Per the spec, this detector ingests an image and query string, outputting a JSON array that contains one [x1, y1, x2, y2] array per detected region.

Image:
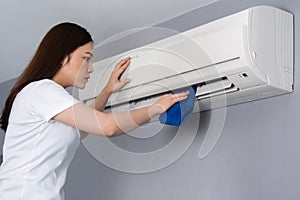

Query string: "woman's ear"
[[60, 55, 70, 67]]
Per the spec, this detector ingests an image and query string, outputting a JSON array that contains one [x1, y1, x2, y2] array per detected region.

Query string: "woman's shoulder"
[[27, 79, 60, 89], [16, 79, 65, 101], [23, 79, 63, 93]]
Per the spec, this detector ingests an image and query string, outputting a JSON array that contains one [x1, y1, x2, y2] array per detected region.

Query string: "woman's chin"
[[74, 82, 86, 89], [78, 85, 86, 89]]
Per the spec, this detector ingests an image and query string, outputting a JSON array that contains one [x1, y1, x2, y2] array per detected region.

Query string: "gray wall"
[[1, 0, 299, 199], [0, 78, 17, 162], [65, 0, 300, 199], [66, 0, 300, 200]]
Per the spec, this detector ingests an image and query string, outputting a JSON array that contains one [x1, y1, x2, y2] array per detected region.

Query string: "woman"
[[0, 22, 189, 199]]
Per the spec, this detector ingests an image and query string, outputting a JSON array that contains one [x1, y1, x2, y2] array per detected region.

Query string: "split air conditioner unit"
[[79, 6, 293, 113]]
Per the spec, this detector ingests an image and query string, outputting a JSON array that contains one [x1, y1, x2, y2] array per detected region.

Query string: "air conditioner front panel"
[[105, 58, 254, 106], [79, 23, 253, 102]]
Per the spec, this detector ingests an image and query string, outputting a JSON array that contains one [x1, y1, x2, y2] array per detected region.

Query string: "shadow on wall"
[[0, 154, 2, 165]]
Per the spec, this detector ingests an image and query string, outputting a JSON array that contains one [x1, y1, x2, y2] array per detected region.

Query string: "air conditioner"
[[79, 5, 293, 114]]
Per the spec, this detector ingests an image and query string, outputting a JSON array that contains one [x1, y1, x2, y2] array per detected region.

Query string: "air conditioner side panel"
[[249, 6, 294, 92]]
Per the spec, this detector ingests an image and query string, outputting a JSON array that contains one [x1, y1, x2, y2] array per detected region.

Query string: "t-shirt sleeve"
[[29, 80, 80, 122]]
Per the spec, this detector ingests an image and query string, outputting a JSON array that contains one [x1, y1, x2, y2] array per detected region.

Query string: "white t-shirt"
[[0, 79, 81, 200]]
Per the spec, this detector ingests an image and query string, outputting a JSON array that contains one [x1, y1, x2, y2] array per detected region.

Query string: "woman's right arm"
[[52, 91, 189, 137]]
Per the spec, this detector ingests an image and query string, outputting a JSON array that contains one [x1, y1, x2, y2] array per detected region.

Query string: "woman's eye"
[[84, 57, 91, 62]]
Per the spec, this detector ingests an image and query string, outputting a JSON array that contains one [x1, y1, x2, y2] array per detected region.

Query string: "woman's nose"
[[88, 63, 94, 73]]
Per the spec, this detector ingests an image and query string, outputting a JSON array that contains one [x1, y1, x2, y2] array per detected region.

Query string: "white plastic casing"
[[79, 6, 293, 112]]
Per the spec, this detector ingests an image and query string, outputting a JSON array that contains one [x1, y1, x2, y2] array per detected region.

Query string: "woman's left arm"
[[79, 88, 112, 139]]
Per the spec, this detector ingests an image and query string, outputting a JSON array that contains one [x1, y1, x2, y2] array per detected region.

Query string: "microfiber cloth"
[[159, 85, 197, 126]]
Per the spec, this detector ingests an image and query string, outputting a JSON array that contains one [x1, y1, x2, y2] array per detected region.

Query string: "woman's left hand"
[[104, 57, 131, 93]]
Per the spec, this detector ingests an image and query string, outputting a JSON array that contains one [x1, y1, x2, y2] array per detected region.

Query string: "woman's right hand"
[[150, 91, 190, 116], [104, 57, 131, 93]]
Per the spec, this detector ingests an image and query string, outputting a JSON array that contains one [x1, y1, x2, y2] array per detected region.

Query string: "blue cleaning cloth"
[[159, 86, 197, 126]]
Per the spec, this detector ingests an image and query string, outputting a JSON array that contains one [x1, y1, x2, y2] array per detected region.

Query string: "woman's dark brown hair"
[[0, 22, 93, 132]]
